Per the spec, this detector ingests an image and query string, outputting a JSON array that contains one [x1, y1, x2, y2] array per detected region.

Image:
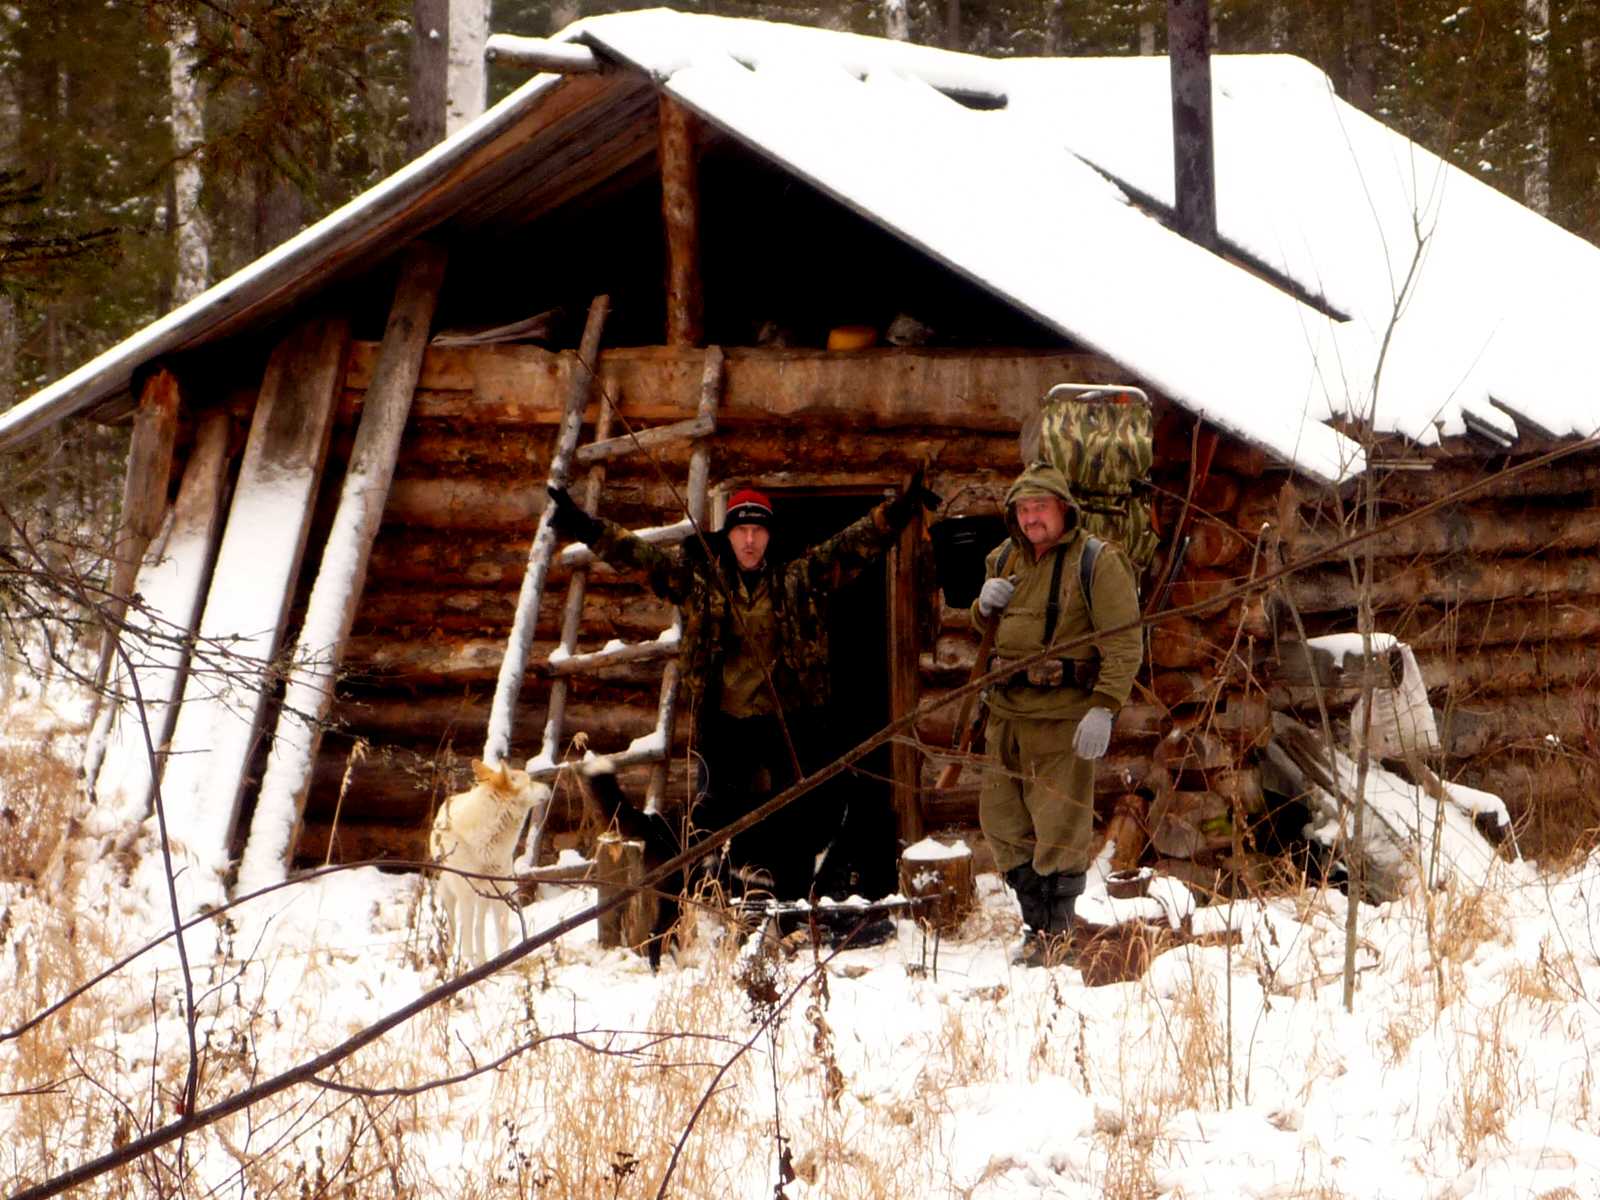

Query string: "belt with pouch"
[[990, 654, 1098, 690]]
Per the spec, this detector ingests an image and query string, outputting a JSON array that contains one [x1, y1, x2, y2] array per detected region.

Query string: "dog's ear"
[[471, 759, 512, 790]]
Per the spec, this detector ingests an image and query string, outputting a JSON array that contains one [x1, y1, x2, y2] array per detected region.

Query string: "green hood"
[[1003, 461, 1079, 551]]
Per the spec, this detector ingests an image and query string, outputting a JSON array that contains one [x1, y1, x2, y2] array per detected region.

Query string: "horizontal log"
[[341, 635, 674, 688], [331, 693, 668, 750], [1392, 599, 1600, 651], [354, 589, 677, 639], [1296, 503, 1600, 561], [303, 746, 691, 830], [1435, 691, 1600, 761], [1415, 641, 1600, 697], [1447, 755, 1596, 812], [347, 343, 1132, 431], [297, 821, 428, 867], [1284, 553, 1600, 614], [1324, 455, 1600, 508]]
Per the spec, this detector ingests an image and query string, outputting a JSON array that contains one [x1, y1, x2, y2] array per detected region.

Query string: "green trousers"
[[979, 713, 1095, 877]]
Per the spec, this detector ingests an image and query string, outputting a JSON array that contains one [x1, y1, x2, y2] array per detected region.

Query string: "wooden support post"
[[660, 95, 703, 348], [157, 316, 349, 894], [647, 347, 722, 809], [88, 408, 231, 829], [484, 295, 609, 768], [238, 243, 446, 889], [898, 840, 974, 932], [89, 369, 181, 700], [593, 834, 657, 953], [889, 515, 925, 844]]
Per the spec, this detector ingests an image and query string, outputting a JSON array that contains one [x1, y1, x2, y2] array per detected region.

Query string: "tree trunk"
[[409, 0, 449, 158], [446, 0, 488, 135], [167, 14, 210, 305], [1524, 0, 1552, 215], [1345, 0, 1376, 110], [883, 0, 910, 42]]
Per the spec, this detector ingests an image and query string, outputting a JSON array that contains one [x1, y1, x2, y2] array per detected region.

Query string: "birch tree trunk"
[[884, 0, 909, 42], [409, 0, 448, 158], [167, 15, 210, 305], [549, 0, 581, 34], [445, 0, 487, 135], [1524, 0, 1552, 215]]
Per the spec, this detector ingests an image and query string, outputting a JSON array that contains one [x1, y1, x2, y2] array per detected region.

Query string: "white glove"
[[1072, 707, 1113, 760], [977, 576, 1015, 618]]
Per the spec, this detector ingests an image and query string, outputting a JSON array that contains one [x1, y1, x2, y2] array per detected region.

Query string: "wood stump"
[[898, 839, 975, 932], [593, 834, 658, 955]]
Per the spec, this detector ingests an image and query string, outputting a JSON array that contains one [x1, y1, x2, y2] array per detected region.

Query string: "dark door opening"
[[771, 488, 899, 899]]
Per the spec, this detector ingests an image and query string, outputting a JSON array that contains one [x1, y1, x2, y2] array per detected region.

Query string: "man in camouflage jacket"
[[972, 461, 1142, 966], [547, 478, 927, 899]]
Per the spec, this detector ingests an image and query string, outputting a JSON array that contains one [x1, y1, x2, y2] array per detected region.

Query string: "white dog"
[[429, 758, 552, 966]]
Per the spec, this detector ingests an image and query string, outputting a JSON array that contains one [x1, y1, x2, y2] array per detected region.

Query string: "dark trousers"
[[692, 709, 844, 900]]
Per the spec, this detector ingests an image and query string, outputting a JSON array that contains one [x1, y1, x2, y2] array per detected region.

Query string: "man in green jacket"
[[972, 461, 1142, 966], [547, 476, 929, 900]]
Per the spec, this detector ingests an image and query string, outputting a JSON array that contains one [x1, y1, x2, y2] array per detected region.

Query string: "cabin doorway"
[[763, 486, 901, 899]]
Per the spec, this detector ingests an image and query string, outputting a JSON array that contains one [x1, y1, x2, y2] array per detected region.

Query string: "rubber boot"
[[1004, 863, 1050, 966], [1035, 871, 1086, 967]]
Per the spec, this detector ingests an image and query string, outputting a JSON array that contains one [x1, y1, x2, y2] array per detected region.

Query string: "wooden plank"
[[660, 95, 703, 347], [156, 316, 350, 892], [88, 409, 232, 831], [889, 516, 925, 844], [240, 243, 446, 892], [484, 295, 609, 767]]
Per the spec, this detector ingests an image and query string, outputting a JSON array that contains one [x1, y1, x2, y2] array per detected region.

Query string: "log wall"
[[271, 339, 1600, 868], [303, 342, 1135, 864], [1274, 441, 1600, 850]]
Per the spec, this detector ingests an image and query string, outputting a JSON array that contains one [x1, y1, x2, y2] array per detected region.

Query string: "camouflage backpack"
[[1027, 383, 1158, 570]]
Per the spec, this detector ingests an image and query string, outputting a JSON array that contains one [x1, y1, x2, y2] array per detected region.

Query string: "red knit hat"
[[725, 487, 774, 530]]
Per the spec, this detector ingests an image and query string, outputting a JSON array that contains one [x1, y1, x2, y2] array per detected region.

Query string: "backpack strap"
[[1078, 536, 1104, 632], [1042, 549, 1068, 646]]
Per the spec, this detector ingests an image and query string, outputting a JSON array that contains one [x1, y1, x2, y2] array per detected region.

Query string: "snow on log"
[[88, 410, 231, 834], [239, 244, 445, 893], [155, 318, 348, 894]]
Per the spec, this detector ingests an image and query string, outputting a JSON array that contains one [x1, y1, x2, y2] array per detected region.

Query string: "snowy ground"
[[6, 684, 1600, 1198]]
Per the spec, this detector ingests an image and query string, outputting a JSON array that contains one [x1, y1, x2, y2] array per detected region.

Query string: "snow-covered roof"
[[7, 8, 1599, 483]]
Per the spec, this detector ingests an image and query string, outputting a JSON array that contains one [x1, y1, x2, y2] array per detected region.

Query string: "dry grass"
[[0, 738, 78, 883]]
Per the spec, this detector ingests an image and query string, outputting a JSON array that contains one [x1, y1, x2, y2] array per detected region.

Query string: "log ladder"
[[482, 296, 723, 873]]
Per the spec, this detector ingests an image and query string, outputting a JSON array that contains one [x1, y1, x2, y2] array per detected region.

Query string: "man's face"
[[1015, 495, 1069, 552], [729, 522, 770, 570]]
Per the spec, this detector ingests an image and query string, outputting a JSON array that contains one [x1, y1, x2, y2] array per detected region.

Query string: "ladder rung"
[[558, 518, 695, 567], [574, 413, 716, 465], [546, 633, 680, 676]]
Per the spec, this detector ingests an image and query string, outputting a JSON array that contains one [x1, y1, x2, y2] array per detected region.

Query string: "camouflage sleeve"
[[788, 503, 900, 597], [1087, 545, 1143, 711], [590, 518, 697, 605]]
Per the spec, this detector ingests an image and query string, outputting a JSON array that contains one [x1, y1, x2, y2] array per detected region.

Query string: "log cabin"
[[4, 9, 1600, 900]]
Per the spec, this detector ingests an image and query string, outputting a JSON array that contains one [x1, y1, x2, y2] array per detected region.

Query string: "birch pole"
[[167, 14, 210, 304], [1524, 0, 1552, 216], [445, 0, 488, 135], [483, 295, 609, 768]]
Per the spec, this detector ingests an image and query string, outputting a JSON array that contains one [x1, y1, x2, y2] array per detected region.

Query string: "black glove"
[[546, 486, 602, 544], [883, 464, 941, 530]]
